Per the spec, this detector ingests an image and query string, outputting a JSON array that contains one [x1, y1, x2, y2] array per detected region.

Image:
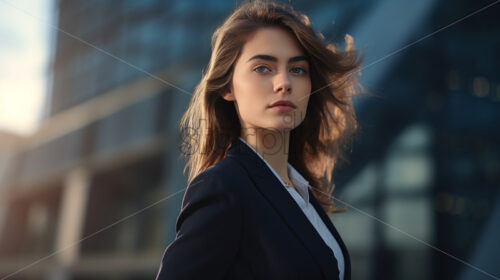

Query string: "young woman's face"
[[223, 27, 311, 134]]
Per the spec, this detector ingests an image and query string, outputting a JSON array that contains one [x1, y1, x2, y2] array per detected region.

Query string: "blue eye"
[[254, 66, 271, 73], [290, 67, 307, 74]]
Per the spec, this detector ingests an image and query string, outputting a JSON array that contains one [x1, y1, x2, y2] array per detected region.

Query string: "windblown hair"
[[179, 0, 363, 214]]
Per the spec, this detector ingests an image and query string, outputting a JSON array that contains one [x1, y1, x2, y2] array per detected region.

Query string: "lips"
[[269, 100, 296, 108]]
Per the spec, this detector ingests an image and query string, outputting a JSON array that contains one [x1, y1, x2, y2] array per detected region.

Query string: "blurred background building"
[[0, 0, 498, 279]]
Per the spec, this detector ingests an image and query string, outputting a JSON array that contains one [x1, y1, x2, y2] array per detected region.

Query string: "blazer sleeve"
[[155, 168, 243, 280]]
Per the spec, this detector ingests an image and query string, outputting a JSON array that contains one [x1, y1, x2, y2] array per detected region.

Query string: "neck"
[[241, 128, 291, 183]]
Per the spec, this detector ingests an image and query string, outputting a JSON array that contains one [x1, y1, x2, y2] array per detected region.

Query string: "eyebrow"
[[246, 54, 309, 64]]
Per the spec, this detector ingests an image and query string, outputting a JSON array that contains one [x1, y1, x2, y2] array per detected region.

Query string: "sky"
[[0, 0, 53, 136]]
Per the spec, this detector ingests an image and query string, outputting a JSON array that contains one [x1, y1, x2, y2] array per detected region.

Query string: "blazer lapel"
[[308, 189, 351, 280], [226, 138, 340, 280]]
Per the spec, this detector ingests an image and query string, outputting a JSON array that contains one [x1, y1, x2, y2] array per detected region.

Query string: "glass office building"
[[0, 0, 498, 279]]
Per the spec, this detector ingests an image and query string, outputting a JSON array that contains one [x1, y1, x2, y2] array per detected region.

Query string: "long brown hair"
[[179, 0, 363, 214]]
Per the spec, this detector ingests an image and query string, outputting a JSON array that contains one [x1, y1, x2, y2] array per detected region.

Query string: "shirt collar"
[[238, 137, 312, 204]]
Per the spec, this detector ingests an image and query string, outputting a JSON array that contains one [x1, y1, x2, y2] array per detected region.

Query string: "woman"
[[156, 1, 362, 279]]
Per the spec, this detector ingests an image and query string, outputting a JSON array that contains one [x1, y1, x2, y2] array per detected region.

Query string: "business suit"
[[156, 137, 351, 280]]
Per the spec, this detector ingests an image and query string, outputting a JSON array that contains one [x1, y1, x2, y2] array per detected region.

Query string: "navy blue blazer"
[[156, 138, 351, 280]]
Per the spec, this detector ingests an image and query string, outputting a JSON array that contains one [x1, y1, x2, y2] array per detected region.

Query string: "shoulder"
[[182, 156, 249, 206], [176, 157, 249, 231]]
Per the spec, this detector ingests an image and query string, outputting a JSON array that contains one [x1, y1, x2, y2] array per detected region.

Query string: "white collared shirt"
[[238, 137, 345, 280]]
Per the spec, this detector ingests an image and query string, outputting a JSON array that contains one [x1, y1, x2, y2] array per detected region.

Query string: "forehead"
[[239, 27, 305, 59]]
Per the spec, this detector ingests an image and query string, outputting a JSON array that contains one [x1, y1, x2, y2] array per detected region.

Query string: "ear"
[[221, 91, 236, 101]]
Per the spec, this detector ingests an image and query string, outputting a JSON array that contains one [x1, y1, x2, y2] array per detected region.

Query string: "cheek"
[[232, 74, 268, 120], [296, 80, 311, 108], [234, 74, 268, 104]]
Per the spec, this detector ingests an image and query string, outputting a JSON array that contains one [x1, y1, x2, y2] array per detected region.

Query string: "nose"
[[273, 72, 291, 94]]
